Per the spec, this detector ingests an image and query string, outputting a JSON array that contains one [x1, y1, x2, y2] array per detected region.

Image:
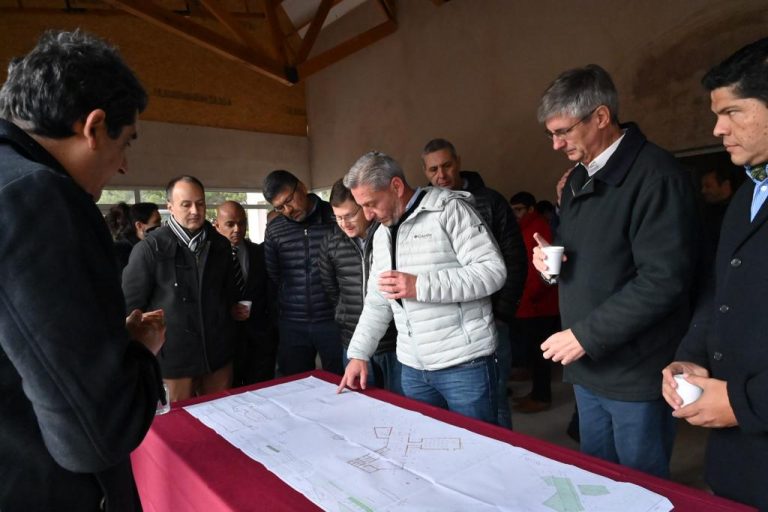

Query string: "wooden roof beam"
[[294, 0, 332, 65], [198, 0, 260, 49], [105, 0, 295, 85]]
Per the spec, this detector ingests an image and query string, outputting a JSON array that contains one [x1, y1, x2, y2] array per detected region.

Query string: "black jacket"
[[318, 223, 397, 352], [676, 180, 768, 509], [557, 123, 698, 401], [264, 195, 336, 323], [461, 171, 527, 322], [241, 240, 271, 334], [0, 119, 162, 511], [123, 222, 238, 378]]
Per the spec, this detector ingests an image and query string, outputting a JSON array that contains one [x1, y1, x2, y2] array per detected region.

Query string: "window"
[[98, 188, 273, 243]]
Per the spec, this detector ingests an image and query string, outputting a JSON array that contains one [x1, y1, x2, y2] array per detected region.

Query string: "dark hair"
[[329, 178, 355, 207], [701, 168, 732, 186], [0, 30, 148, 139], [421, 138, 458, 161], [105, 202, 131, 240], [166, 175, 205, 201], [263, 170, 299, 202], [538, 64, 619, 123], [509, 191, 536, 208], [702, 37, 768, 105], [130, 202, 159, 224], [535, 200, 556, 215]]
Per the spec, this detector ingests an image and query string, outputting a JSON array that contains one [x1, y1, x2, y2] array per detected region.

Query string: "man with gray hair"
[[531, 65, 698, 477], [337, 151, 507, 424]]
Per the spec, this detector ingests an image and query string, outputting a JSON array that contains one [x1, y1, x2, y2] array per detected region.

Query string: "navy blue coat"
[[676, 180, 768, 509], [264, 195, 336, 323], [0, 119, 162, 511]]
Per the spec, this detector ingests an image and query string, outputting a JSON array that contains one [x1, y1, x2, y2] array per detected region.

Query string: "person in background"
[[0, 29, 164, 511], [662, 37, 768, 510], [123, 175, 239, 402], [319, 179, 401, 393], [699, 167, 735, 249], [114, 202, 160, 269], [214, 200, 275, 385], [421, 138, 526, 429], [509, 191, 560, 414], [262, 170, 342, 376]]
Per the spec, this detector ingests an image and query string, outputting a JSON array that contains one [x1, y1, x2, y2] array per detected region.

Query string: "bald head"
[[214, 200, 247, 246]]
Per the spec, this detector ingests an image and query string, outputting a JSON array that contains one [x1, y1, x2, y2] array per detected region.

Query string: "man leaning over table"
[[662, 37, 768, 510], [531, 64, 698, 478], [337, 151, 507, 424]]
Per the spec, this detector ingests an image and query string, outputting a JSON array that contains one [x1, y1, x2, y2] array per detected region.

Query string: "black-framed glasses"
[[335, 205, 361, 224], [272, 183, 298, 212], [544, 107, 598, 141]]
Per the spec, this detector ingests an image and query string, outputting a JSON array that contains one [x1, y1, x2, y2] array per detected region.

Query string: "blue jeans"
[[495, 321, 513, 429], [574, 385, 675, 478], [401, 356, 497, 424], [342, 350, 403, 395], [277, 320, 343, 376]]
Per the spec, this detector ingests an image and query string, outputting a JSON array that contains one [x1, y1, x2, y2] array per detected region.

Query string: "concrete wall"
[[112, 120, 309, 189], [305, 0, 768, 201]]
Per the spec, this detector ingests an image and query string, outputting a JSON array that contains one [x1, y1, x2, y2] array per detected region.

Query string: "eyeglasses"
[[335, 205, 361, 224], [272, 183, 298, 212], [544, 107, 598, 141]]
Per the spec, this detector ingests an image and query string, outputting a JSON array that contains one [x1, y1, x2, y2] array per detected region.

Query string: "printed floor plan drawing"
[[185, 377, 674, 512]]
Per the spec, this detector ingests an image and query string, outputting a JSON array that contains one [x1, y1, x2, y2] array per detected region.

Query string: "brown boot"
[[513, 397, 551, 413]]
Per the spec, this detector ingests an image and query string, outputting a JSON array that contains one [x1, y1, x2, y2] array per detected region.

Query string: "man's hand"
[[532, 233, 567, 279], [661, 361, 709, 410], [231, 303, 250, 321], [378, 270, 417, 300], [556, 167, 575, 206], [337, 358, 369, 393], [672, 375, 738, 428], [126, 309, 166, 355], [541, 328, 585, 365]]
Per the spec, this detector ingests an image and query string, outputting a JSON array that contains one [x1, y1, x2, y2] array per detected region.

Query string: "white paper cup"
[[674, 375, 703, 406], [238, 300, 252, 314], [542, 246, 565, 275]]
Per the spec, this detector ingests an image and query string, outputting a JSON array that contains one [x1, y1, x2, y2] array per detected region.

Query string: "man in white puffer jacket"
[[337, 151, 507, 423]]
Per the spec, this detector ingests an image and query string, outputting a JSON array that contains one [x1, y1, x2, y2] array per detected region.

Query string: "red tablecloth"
[[131, 371, 755, 511]]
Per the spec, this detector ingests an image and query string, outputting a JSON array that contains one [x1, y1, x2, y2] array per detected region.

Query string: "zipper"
[[304, 227, 311, 318]]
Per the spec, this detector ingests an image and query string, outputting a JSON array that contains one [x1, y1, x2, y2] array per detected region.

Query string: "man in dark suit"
[[662, 37, 768, 510], [532, 64, 698, 478], [215, 201, 276, 385]]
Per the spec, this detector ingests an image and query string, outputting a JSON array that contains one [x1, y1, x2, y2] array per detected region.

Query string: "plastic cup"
[[155, 383, 171, 415], [542, 246, 565, 275], [238, 300, 252, 314], [674, 375, 703, 406]]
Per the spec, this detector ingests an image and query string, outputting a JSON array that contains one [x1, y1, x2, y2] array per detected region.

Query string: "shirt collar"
[[584, 130, 626, 176]]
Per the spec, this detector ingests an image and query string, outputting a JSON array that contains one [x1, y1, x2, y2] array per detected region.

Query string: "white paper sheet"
[[185, 376, 673, 512]]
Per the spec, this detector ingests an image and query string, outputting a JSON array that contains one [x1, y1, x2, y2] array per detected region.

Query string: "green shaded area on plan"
[[578, 484, 609, 496], [542, 476, 584, 512]]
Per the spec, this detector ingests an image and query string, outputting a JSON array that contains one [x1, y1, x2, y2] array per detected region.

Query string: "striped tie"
[[232, 246, 246, 298]]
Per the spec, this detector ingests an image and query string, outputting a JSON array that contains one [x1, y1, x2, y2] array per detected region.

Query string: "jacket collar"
[[0, 119, 71, 179], [591, 122, 646, 187]]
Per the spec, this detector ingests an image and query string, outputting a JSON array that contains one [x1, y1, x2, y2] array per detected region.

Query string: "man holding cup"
[[532, 65, 698, 478], [661, 38, 768, 509], [214, 201, 275, 385]]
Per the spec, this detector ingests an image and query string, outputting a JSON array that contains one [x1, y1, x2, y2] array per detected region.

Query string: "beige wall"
[[112, 120, 309, 189], [305, 0, 768, 201]]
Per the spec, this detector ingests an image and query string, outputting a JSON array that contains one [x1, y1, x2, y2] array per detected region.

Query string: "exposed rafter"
[[11, 0, 400, 86]]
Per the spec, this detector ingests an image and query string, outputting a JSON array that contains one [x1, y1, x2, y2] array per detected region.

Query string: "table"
[[131, 371, 755, 511]]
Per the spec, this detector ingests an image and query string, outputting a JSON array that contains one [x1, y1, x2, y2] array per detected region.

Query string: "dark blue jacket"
[[0, 119, 162, 511], [264, 194, 336, 323], [677, 180, 768, 509]]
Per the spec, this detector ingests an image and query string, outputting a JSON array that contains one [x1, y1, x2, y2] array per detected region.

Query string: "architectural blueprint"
[[185, 376, 673, 512]]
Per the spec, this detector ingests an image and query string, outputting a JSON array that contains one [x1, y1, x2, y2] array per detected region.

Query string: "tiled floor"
[[506, 365, 711, 491]]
